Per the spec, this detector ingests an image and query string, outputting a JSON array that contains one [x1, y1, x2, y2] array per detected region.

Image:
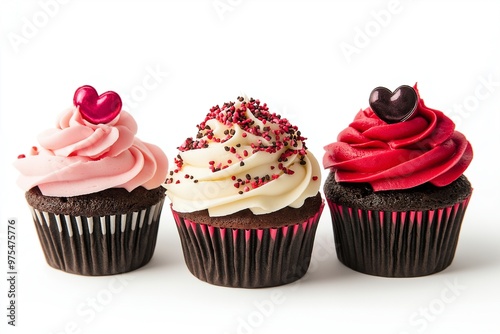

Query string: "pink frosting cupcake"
[[14, 85, 168, 276]]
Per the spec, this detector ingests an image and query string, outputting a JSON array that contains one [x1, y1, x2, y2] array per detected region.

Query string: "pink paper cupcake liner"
[[30, 197, 165, 276], [172, 202, 324, 288], [326, 196, 471, 277]]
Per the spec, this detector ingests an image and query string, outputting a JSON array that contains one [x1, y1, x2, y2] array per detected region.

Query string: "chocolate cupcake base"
[[172, 202, 324, 288], [30, 197, 164, 276], [327, 196, 471, 277]]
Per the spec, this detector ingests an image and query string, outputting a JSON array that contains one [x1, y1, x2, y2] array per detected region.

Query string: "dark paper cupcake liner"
[[172, 202, 324, 288], [29, 197, 165, 276], [326, 196, 471, 277]]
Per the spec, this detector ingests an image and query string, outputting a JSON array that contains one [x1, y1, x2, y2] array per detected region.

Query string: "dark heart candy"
[[368, 85, 418, 124], [73, 85, 122, 124]]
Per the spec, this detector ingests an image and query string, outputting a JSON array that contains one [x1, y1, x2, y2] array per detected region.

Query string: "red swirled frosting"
[[323, 85, 473, 191]]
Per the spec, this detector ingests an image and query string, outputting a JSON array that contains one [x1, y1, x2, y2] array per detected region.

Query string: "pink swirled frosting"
[[14, 107, 168, 197], [323, 86, 473, 191]]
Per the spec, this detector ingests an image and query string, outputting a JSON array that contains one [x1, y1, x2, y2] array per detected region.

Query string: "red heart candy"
[[73, 85, 122, 124]]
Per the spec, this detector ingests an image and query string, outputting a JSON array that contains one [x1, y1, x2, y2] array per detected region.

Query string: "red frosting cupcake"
[[323, 84, 473, 277]]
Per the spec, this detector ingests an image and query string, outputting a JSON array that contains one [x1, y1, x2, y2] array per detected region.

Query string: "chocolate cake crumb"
[[174, 192, 322, 229], [26, 186, 166, 216], [323, 173, 472, 211]]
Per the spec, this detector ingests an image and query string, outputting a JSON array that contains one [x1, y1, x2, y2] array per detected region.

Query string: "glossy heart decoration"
[[368, 85, 418, 124], [73, 85, 122, 124]]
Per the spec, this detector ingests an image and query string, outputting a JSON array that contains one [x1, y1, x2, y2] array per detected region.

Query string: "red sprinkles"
[[173, 97, 310, 192]]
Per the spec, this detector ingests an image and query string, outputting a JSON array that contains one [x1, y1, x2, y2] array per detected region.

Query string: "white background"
[[1, 0, 499, 333]]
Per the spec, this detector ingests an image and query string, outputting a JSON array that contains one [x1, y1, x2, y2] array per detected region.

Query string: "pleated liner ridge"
[[327, 196, 471, 277], [172, 203, 324, 288], [30, 197, 165, 276]]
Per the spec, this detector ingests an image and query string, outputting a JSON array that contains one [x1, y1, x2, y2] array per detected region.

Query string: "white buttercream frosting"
[[164, 97, 321, 216]]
